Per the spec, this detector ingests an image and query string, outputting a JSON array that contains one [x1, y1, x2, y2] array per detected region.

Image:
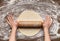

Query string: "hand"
[[6, 13, 18, 29], [43, 15, 52, 29]]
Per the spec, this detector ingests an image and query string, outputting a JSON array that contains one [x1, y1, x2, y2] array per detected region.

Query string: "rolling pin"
[[17, 21, 43, 28]]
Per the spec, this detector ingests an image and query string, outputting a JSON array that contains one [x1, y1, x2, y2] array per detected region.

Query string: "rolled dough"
[[17, 10, 43, 36]]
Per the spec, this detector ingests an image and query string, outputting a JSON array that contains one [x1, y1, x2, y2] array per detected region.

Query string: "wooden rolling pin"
[[17, 21, 43, 28]]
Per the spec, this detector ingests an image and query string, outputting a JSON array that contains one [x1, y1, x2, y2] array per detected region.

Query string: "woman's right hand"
[[43, 15, 52, 29]]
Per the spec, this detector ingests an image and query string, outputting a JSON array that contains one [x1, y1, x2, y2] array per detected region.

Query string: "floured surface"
[[0, 1, 60, 40], [17, 10, 43, 36]]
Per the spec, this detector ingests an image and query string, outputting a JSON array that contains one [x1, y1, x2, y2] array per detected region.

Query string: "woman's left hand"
[[6, 13, 18, 29]]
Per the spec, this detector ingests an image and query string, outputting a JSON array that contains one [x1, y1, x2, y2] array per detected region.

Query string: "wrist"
[[43, 27, 49, 33], [44, 27, 49, 31], [12, 26, 17, 30]]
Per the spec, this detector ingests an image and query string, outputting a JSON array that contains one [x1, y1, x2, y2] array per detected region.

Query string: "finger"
[[5, 15, 10, 24], [47, 16, 52, 23], [7, 15, 16, 26], [50, 18, 52, 25], [10, 14, 14, 20], [46, 15, 50, 20], [7, 17, 15, 27], [6, 19, 11, 26], [46, 15, 51, 22], [6, 19, 12, 28], [44, 15, 49, 22], [8, 12, 14, 20], [8, 14, 14, 22], [7, 16, 14, 25], [7, 15, 14, 22], [46, 15, 52, 25]]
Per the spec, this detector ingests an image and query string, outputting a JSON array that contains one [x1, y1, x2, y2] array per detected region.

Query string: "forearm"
[[44, 28, 51, 41], [9, 27, 17, 41]]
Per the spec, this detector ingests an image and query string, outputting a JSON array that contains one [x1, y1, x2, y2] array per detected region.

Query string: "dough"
[[18, 28, 40, 36], [17, 10, 43, 36], [17, 10, 43, 21]]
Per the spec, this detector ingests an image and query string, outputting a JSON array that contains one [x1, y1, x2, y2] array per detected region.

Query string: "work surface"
[[0, 0, 60, 41], [0, 38, 60, 41]]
